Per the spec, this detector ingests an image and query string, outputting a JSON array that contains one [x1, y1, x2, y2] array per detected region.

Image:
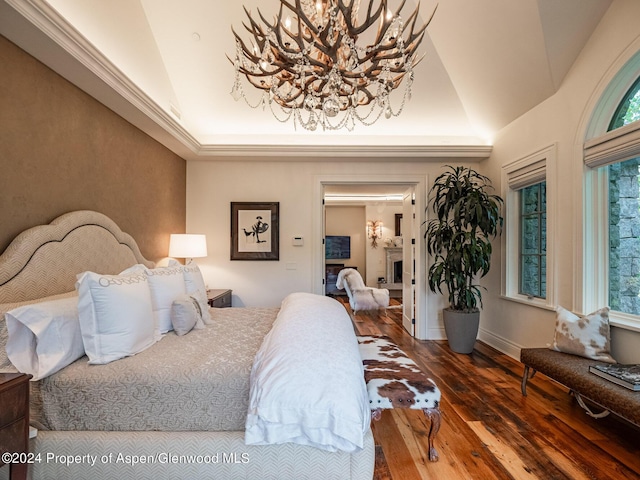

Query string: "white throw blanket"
[[336, 268, 390, 312], [245, 292, 370, 452]]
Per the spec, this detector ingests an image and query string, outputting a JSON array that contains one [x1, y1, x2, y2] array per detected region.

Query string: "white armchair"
[[336, 268, 390, 314]]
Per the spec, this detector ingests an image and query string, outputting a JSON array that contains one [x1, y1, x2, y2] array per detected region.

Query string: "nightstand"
[[0, 373, 31, 480], [207, 289, 232, 308]]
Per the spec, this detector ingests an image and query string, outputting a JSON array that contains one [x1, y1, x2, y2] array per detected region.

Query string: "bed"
[[0, 210, 374, 480]]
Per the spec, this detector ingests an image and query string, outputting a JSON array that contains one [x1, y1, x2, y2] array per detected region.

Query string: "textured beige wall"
[[0, 35, 186, 261]]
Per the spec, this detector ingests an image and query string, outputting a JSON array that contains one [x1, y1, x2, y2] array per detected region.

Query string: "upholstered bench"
[[520, 348, 640, 427], [357, 335, 441, 462]]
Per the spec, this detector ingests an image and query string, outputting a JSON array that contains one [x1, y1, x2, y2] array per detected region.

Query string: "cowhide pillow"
[[549, 306, 616, 363]]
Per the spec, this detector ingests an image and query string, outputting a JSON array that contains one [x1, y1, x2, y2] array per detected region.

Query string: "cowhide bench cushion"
[[357, 335, 442, 462]]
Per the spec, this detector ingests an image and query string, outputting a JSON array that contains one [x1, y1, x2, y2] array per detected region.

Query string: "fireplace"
[[385, 247, 403, 285], [393, 260, 403, 284]]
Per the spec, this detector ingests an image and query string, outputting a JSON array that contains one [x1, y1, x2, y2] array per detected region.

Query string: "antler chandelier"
[[229, 0, 434, 131]]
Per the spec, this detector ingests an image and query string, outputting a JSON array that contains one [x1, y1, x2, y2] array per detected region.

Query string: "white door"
[[402, 187, 416, 335], [321, 189, 327, 295]]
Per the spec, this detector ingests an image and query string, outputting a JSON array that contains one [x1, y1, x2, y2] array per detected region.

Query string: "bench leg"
[[423, 407, 441, 462], [521, 365, 537, 396], [371, 408, 383, 422], [572, 391, 611, 419]]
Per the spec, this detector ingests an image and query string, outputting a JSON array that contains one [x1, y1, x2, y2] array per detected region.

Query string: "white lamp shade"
[[168, 234, 208, 258]]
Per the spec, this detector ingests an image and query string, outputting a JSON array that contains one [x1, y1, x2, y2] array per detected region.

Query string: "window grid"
[[519, 182, 546, 299]]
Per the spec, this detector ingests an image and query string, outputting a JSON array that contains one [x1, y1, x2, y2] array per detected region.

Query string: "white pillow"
[[182, 264, 212, 325], [1, 292, 77, 373], [76, 271, 156, 365], [5, 296, 84, 380], [145, 266, 187, 334], [170, 294, 205, 336], [549, 306, 616, 363]]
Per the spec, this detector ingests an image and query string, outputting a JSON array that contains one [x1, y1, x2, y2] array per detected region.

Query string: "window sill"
[[609, 311, 640, 333], [500, 294, 556, 311]]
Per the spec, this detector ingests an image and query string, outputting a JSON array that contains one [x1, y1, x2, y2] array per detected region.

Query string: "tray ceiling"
[[0, 0, 612, 159]]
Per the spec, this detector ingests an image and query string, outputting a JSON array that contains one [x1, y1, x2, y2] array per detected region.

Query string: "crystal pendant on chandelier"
[[323, 96, 340, 118], [228, 0, 436, 132], [304, 94, 318, 111], [230, 81, 242, 102]]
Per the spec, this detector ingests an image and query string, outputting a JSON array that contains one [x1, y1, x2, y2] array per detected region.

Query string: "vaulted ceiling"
[[0, 0, 612, 160]]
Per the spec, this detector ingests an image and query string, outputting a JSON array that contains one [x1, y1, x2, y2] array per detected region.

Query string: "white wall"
[[480, 0, 640, 363], [186, 159, 455, 340]]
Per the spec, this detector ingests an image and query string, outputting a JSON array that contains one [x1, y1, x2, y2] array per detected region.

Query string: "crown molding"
[[3, 0, 493, 162], [196, 143, 493, 160], [3, 0, 201, 156]]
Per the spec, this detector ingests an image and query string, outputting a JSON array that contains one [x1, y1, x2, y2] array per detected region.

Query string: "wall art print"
[[230, 202, 279, 260]]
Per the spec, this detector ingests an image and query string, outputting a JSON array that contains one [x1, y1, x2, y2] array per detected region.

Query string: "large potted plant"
[[425, 166, 503, 354]]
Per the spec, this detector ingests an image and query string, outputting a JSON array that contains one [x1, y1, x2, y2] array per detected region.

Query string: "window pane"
[[521, 184, 540, 215], [521, 255, 540, 297], [521, 216, 539, 254], [519, 181, 546, 299], [608, 157, 640, 314], [609, 76, 640, 130]]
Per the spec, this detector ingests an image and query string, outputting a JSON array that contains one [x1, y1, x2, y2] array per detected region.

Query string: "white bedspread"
[[245, 292, 370, 452]]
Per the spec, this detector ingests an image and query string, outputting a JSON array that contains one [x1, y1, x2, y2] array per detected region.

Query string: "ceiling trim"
[[4, 0, 201, 151], [197, 143, 493, 160], [4, 0, 493, 162]]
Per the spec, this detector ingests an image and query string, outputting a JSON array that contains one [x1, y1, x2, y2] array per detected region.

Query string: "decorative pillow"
[[170, 294, 205, 336], [76, 271, 156, 365], [549, 306, 616, 363], [5, 296, 84, 380], [183, 264, 213, 325], [144, 266, 187, 334], [0, 292, 77, 373]]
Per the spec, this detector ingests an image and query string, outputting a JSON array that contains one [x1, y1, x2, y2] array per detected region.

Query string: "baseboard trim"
[[478, 328, 522, 361]]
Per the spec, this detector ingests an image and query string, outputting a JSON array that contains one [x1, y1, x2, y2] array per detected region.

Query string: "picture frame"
[[395, 213, 403, 236], [230, 202, 279, 260]]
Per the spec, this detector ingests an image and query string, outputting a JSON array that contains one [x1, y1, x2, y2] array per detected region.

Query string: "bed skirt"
[[0, 429, 374, 480]]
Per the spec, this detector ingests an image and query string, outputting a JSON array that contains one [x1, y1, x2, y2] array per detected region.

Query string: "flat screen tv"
[[325, 235, 351, 259]]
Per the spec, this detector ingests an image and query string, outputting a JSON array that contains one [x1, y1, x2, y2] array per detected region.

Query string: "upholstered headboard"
[[0, 210, 154, 303]]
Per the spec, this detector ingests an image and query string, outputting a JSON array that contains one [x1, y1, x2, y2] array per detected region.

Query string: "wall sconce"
[[366, 220, 383, 248], [168, 234, 208, 264]]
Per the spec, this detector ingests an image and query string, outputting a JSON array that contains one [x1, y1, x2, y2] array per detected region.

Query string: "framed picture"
[[395, 214, 403, 236], [231, 202, 279, 260]]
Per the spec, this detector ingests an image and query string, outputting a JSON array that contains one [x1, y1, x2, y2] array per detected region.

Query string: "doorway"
[[315, 176, 427, 338]]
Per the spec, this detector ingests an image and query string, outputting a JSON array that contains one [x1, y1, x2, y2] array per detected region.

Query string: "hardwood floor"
[[337, 297, 640, 480]]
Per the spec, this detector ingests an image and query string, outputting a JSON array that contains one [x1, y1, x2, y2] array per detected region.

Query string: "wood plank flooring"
[[336, 296, 640, 480]]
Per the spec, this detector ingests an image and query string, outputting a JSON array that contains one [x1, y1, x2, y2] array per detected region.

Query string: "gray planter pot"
[[443, 309, 480, 354]]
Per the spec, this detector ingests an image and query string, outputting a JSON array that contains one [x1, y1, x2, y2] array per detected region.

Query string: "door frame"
[[313, 174, 429, 339]]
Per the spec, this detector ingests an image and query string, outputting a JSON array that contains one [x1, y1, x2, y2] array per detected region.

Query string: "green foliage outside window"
[[609, 77, 640, 130]]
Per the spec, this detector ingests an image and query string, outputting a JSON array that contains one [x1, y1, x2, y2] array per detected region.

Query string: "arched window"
[[606, 78, 640, 315], [609, 76, 640, 130], [584, 53, 640, 326]]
